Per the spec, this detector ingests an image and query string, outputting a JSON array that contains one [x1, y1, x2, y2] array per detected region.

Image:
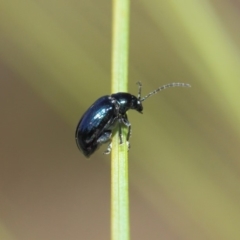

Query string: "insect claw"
[[103, 143, 112, 155], [127, 141, 130, 150]]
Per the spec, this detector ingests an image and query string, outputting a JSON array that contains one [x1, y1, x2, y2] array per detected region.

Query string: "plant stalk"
[[111, 0, 130, 239]]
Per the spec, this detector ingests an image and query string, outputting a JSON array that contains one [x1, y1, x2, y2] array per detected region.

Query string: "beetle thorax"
[[111, 93, 143, 114]]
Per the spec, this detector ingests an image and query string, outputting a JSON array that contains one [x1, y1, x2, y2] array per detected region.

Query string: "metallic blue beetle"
[[75, 82, 190, 157]]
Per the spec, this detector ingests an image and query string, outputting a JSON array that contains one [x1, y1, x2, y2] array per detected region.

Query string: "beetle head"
[[130, 95, 143, 113]]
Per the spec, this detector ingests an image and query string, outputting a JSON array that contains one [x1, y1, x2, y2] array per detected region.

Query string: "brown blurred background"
[[1, 0, 240, 239]]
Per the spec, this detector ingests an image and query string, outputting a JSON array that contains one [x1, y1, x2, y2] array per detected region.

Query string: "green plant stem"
[[111, 0, 130, 239]]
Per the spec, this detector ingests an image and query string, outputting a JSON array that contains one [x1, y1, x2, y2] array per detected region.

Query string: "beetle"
[[75, 82, 191, 157]]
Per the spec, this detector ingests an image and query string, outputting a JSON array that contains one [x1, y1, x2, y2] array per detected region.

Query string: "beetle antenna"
[[140, 83, 191, 102], [136, 81, 142, 99]]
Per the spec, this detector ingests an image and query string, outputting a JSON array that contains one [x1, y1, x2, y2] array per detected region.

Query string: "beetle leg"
[[122, 115, 131, 150], [126, 125, 132, 150], [97, 130, 113, 154], [118, 121, 123, 144], [97, 130, 112, 143]]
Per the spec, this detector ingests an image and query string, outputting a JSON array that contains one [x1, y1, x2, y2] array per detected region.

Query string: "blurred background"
[[1, 0, 240, 239]]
